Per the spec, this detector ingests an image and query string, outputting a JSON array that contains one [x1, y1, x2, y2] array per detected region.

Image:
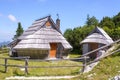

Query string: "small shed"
[[12, 16, 72, 59], [80, 27, 113, 59]]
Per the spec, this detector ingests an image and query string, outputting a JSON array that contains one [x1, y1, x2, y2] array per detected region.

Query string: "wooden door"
[[91, 43, 98, 50], [89, 43, 98, 59], [50, 43, 57, 58]]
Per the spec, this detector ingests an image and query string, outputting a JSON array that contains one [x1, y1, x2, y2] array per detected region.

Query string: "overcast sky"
[[0, 0, 120, 42]]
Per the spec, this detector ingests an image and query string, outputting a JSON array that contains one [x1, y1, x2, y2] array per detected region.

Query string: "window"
[[46, 21, 51, 26]]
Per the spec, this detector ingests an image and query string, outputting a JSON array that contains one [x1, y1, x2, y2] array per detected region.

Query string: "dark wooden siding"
[[16, 49, 49, 59]]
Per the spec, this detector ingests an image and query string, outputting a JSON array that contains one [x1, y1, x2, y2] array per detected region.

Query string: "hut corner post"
[[4, 58, 8, 73], [82, 56, 87, 73], [25, 58, 29, 75]]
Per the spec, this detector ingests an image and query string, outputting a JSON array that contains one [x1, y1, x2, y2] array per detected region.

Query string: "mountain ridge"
[[0, 41, 10, 46]]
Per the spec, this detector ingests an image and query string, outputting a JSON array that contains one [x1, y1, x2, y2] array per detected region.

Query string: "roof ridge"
[[35, 15, 51, 21], [96, 27, 111, 39], [90, 27, 110, 39]]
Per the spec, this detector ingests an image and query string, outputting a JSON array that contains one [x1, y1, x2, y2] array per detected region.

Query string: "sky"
[[0, 0, 120, 42]]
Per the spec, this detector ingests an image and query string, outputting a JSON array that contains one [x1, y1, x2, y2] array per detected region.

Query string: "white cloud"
[[8, 14, 17, 22]]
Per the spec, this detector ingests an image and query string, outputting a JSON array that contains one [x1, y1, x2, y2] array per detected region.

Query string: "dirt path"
[[6, 76, 75, 80]]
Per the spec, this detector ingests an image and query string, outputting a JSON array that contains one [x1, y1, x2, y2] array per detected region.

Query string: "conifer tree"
[[13, 22, 24, 40]]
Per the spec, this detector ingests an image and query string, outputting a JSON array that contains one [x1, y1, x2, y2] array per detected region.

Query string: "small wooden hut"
[[80, 27, 113, 59], [12, 16, 72, 59]]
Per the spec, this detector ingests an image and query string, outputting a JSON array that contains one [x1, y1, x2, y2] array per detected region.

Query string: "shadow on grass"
[[0, 70, 6, 73], [12, 68, 26, 76], [71, 70, 80, 75], [110, 52, 120, 58]]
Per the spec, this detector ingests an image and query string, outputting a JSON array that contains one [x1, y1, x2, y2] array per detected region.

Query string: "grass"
[[0, 52, 81, 79], [72, 54, 120, 80], [72, 44, 120, 80], [1, 44, 119, 80], [69, 53, 81, 58]]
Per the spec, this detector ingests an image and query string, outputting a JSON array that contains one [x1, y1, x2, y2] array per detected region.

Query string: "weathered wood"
[[87, 49, 120, 65], [0, 64, 5, 66], [111, 49, 120, 54], [0, 41, 119, 75], [82, 39, 120, 57], [4, 58, 8, 73], [5, 64, 24, 68], [29, 57, 89, 62], [17, 50, 49, 59], [28, 65, 83, 68], [25, 58, 28, 75], [0, 56, 30, 60], [81, 56, 87, 72]]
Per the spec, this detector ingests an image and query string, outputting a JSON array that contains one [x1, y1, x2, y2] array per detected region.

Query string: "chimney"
[[56, 14, 60, 30], [56, 18, 60, 30]]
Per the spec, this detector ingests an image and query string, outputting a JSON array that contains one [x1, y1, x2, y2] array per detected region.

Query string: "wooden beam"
[[82, 39, 120, 57], [4, 58, 8, 73]]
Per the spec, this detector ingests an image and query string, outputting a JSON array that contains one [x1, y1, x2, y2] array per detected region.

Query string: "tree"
[[64, 28, 74, 45], [99, 16, 115, 29], [111, 27, 120, 40], [64, 26, 94, 54], [64, 12, 120, 54], [86, 14, 99, 27], [13, 22, 24, 40], [113, 12, 120, 27]]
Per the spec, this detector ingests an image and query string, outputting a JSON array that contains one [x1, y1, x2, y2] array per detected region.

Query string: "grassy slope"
[[72, 44, 120, 80], [0, 45, 120, 80], [0, 53, 81, 79]]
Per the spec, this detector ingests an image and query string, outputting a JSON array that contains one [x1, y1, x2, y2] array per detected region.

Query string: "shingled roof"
[[80, 27, 114, 44], [14, 16, 72, 50], [18, 16, 60, 40]]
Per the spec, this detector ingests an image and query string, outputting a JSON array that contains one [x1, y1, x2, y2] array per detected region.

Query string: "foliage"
[[64, 12, 120, 54], [99, 12, 120, 40], [64, 28, 74, 46], [110, 27, 120, 40], [13, 22, 24, 40], [113, 12, 120, 27], [99, 16, 115, 29], [103, 27, 120, 41], [86, 14, 99, 27], [64, 26, 94, 54]]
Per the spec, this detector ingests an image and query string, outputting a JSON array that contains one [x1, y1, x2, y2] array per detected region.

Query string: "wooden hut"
[[80, 27, 113, 59], [12, 16, 72, 59]]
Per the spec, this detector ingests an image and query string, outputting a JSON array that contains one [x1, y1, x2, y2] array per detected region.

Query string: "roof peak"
[[90, 26, 113, 40], [81, 26, 114, 44], [35, 15, 51, 21]]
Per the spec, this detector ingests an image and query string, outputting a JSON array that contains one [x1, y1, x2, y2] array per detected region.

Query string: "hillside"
[[72, 44, 120, 80], [0, 43, 119, 80]]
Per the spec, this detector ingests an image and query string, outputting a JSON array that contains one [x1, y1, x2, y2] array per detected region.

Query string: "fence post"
[[82, 56, 87, 73], [25, 58, 28, 75], [4, 58, 8, 73]]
